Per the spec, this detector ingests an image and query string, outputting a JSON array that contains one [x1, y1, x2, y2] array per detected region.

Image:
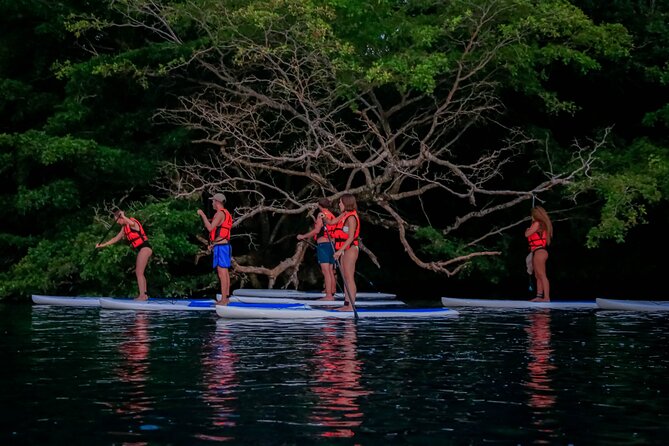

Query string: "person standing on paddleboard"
[[96, 210, 153, 300], [198, 193, 233, 306], [322, 194, 360, 312], [297, 198, 337, 300], [525, 206, 553, 302]]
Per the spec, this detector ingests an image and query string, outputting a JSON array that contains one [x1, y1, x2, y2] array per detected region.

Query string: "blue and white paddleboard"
[[32, 295, 102, 307], [216, 305, 458, 319], [228, 296, 404, 307], [441, 296, 597, 310], [596, 298, 669, 312], [232, 288, 396, 301], [99, 298, 307, 312]]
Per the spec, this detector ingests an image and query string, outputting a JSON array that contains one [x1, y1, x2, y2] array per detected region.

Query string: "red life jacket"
[[123, 218, 148, 249], [209, 208, 233, 242], [315, 209, 336, 241], [528, 227, 547, 252], [333, 210, 360, 250]]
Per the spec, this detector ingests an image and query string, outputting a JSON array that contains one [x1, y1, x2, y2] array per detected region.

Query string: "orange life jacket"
[[528, 227, 547, 252], [209, 208, 233, 242], [333, 210, 360, 250], [123, 218, 148, 249], [315, 209, 336, 241]]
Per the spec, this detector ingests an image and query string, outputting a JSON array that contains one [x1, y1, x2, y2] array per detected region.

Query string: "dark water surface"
[[1, 303, 667, 445]]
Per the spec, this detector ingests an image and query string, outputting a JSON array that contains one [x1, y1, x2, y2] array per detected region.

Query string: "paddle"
[[323, 222, 358, 320]]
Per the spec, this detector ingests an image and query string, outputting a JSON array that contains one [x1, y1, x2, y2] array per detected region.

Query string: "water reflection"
[[524, 310, 556, 443], [309, 319, 370, 438], [115, 313, 152, 418], [197, 322, 239, 442]]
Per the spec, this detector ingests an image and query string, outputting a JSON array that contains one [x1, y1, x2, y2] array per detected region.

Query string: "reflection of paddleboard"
[[216, 305, 458, 319], [596, 298, 669, 312], [99, 298, 305, 312], [232, 288, 396, 301], [229, 296, 404, 307], [441, 297, 597, 310], [32, 295, 102, 307]]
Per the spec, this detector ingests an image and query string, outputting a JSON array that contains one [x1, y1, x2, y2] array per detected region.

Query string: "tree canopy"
[[1, 0, 668, 300]]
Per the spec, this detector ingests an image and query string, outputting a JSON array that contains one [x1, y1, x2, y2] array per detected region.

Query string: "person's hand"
[[197, 209, 206, 218], [296, 234, 304, 241], [334, 250, 343, 260], [95, 243, 102, 249]]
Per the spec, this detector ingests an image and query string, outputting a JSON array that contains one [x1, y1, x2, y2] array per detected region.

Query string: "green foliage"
[[572, 138, 669, 248]]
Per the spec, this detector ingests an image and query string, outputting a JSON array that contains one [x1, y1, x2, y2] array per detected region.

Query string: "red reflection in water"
[[196, 325, 238, 442], [525, 310, 556, 443], [310, 320, 370, 438], [114, 312, 151, 446]]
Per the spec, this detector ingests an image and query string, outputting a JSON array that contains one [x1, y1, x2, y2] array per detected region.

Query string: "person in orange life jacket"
[[96, 210, 153, 300], [321, 194, 360, 312], [525, 206, 553, 302], [198, 193, 233, 306], [297, 198, 337, 300]]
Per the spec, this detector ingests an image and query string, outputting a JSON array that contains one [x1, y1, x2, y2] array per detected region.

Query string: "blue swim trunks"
[[213, 244, 232, 269], [316, 242, 335, 264]]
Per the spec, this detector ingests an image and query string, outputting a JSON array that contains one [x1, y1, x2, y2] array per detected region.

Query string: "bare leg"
[[217, 266, 230, 306], [336, 247, 358, 311], [135, 247, 152, 300], [531, 250, 549, 302], [317, 263, 335, 300]]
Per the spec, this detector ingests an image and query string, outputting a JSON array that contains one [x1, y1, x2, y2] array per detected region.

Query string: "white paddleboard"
[[441, 297, 597, 309], [216, 305, 458, 319], [228, 296, 404, 307], [596, 298, 669, 312], [100, 298, 216, 311], [32, 295, 102, 307], [232, 288, 396, 301], [99, 298, 308, 312]]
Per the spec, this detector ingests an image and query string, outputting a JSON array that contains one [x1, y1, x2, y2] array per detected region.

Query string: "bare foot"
[[335, 305, 353, 312], [216, 297, 229, 306], [316, 295, 335, 301], [134, 295, 148, 301], [531, 297, 549, 302]]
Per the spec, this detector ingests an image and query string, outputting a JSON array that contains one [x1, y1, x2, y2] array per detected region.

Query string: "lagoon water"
[[1, 302, 668, 445]]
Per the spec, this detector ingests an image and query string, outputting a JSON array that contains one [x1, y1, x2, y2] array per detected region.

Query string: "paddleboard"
[[216, 305, 458, 319], [228, 296, 404, 307], [99, 298, 307, 312], [596, 298, 669, 312], [32, 295, 102, 307], [441, 297, 597, 309], [232, 288, 396, 301]]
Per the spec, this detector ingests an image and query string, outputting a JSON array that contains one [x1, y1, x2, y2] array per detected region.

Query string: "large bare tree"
[[102, 0, 614, 287]]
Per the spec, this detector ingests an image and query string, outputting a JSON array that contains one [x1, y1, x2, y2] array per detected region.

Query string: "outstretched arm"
[[96, 229, 124, 248], [297, 214, 323, 240]]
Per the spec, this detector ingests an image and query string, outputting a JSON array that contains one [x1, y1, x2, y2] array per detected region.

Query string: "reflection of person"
[[525, 310, 556, 415], [525, 206, 553, 302], [310, 320, 368, 438], [96, 210, 153, 300], [297, 199, 337, 300], [198, 193, 233, 306], [323, 194, 360, 311]]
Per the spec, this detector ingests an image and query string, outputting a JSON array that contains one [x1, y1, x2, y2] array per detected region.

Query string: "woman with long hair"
[[525, 206, 553, 302], [323, 194, 360, 311], [96, 210, 153, 300]]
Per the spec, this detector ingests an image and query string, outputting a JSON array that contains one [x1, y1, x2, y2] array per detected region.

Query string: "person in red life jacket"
[[525, 206, 553, 302], [96, 210, 153, 300], [322, 194, 360, 312], [297, 198, 337, 300], [198, 193, 233, 306]]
